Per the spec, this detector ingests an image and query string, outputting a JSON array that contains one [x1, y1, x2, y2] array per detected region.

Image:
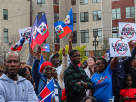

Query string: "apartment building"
[[32, 0, 112, 57], [0, 0, 30, 64], [112, 0, 135, 38]]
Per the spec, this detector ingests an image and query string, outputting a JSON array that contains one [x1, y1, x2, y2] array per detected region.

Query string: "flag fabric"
[[41, 43, 50, 52], [54, 21, 72, 39], [30, 15, 39, 51], [103, 49, 110, 60], [38, 54, 44, 71], [35, 13, 49, 45], [64, 7, 73, 31], [38, 79, 55, 102], [10, 38, 25, 51]]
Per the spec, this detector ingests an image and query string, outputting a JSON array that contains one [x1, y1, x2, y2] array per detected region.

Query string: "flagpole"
[[40, 91, 54, 102]]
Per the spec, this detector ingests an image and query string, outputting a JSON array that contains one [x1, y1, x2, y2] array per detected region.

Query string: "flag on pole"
[[41, 43, 50, 52], [30, 15, 39, 51], [38, 79, 55, 102], [10, 38, 25, 51], [54, 21, 72, 39], [35, 13, 49, 45], [64, 7, 73, 32], [38, 53, 44, 71]]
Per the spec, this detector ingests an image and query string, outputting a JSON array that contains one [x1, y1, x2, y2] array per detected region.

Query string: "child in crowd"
[[120, 74, 136, 102]]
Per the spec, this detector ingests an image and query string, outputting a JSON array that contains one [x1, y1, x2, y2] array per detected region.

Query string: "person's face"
[[0, 72, 3, 77], [51, 56, 59, 67], [88, 58, 95, 66], [25, 67, 31, 81], [52, 69, 57, 78], [42, 65, 53, 78], [95, 60, 105, 73], [5, 53, 20, 77], [126, 76, 132, 87], [70, 51, 81, 64]]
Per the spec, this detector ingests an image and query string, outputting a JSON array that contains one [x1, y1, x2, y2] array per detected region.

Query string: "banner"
[[119, 22, 136, 42], [19, 27, 31, 43], [109, 38, 131, 57]]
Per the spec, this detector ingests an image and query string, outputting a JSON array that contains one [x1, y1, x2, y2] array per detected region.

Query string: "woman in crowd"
[[32, 46, 62, 102], [90, 57, 118, 102], [120, 74, 136, 102]]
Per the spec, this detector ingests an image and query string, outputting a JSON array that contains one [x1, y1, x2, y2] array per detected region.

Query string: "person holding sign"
[[89, 57, 118, 102]]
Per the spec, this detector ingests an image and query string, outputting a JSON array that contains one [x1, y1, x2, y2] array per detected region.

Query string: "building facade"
[[0, 0, 30, 64]]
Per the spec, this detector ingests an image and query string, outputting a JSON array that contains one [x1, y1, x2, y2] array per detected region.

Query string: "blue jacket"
[[0, 74, 38, 102], [32, 59, 62, 102], [108, 47, 136, 95]]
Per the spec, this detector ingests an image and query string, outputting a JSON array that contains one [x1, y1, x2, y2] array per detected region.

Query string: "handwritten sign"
[[119, 22, 136, 42], [19, 27, 31, 43], [109, 38, 131, 57]]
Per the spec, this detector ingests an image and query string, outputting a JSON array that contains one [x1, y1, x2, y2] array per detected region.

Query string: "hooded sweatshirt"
[[0, 74, 38, 102]]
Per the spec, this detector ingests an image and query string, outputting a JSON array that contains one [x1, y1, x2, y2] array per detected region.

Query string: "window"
[[85, 51, 89, 57], [53, 0, 59, 5], [37, 0, 45, 4], [80, 12, 88, 22], [112, 8, 121, 19], [54, 13, 59, 22], [38, 12, 44, 20], [73, 13, 76, 23], [4, 29, 8, 43], [72, 31, 77, 43], [93, 28, 102, 41], [80, 0, 88, 5], [126, 7, 135, 18], [93, 10, 101, 21], [3, 9, 8, 20], [71, 0, 76, 5], [112, 27, 119, 38], [81, 30, 89, 43], [93, 0, 100, 3], [54, 30, 60, 43]]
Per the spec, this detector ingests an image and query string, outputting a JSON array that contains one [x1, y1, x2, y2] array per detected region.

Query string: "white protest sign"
[[119, 22, 136, 42], [19, 27, 32, 43], [109, 38, 131, 57]]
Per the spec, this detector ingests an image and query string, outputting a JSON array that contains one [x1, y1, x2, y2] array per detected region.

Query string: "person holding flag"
[[32, 46, 62, 102]]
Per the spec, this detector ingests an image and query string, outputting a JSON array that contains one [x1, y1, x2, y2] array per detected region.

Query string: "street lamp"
[[92, 33, 99, 51]]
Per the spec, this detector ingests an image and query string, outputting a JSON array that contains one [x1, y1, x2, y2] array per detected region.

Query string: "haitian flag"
[[35, 13, 49, 45], [38, 79, 55, 102], [103, 49, 110, 60], [54, 21, 72, 39], [30, 15, 39, 51], [10, 38, 25, 51], [64, 7, 73, 31], [41, 43, 50, 52]]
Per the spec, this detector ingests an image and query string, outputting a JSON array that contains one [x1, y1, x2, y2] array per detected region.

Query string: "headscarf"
[[40, 61, 53, 73]]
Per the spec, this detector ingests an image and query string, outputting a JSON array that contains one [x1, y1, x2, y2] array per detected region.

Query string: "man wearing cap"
[[49, 53, 62, 75], [0, 51, 38, 101]]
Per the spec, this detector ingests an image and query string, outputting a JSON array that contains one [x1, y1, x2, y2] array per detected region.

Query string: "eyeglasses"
[[72, 55, 82, 58], [45, 67, 53, 71], [95, 63, 104, 66]]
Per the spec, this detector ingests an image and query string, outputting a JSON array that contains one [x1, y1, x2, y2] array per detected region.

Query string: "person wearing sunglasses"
[[89, 57, 118, 102], [32, 46, 62, 102]]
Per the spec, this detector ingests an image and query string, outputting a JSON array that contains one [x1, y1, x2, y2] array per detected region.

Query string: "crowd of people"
[[0, 33, 136, 102]]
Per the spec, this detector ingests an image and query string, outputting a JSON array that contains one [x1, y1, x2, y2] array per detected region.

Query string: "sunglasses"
[[95, 63, 104, 66]]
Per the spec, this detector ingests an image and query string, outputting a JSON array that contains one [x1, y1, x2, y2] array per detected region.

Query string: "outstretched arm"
[[110, 57, 118, 70], [26, 46, 34, 67], [68, 32, 73, 54]]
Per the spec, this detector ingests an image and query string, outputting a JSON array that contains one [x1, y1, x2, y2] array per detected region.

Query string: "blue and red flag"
[[64, 7, 73, 31], [41, 43, 50, 52], [103, 49, 110, 59], [30, 15, 39, 51], [10, 38, 25, 51], [35, 13, 49, 45], [54, 21, 72, 39], [38, 79, 55, 102]]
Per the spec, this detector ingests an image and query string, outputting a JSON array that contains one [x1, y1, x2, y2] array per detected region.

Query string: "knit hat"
[[40, 61, 53, 73]]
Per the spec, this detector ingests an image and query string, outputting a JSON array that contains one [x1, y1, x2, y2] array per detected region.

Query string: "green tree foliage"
[[59, 45, 88, 64]]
